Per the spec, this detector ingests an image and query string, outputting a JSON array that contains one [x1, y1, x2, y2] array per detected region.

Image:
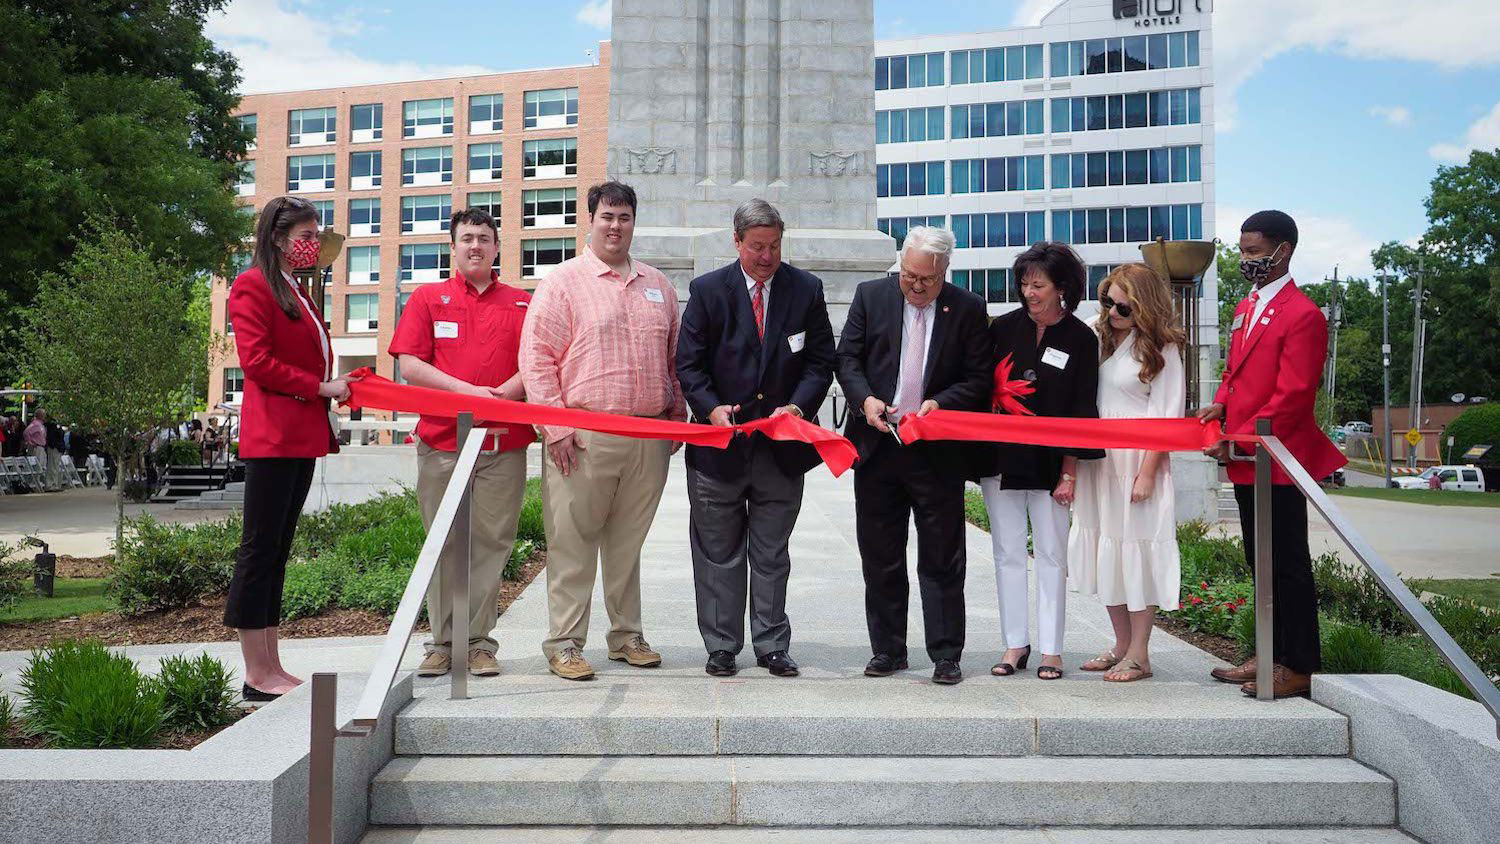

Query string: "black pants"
[[1233, 483, 1321, 674], [853, 438, 966, 663], [224, 457, 316, 629]]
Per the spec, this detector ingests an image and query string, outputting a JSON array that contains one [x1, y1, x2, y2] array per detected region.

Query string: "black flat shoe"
[[242, 682, 282, 702], [756, 650, 800, 677], [991, 646, 1032, 676], [864, 653, 908, 677], [705, 650, 738, 677], [932, 659, 963, 685]]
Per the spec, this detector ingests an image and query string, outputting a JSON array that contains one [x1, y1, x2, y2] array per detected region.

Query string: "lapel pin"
[[942, 306, 950, 312]]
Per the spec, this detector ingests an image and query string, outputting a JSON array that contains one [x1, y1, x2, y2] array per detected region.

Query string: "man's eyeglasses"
[[1101, 299, 1134, 318]]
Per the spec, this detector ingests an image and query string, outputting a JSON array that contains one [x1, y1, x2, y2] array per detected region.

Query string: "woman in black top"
[[977, 242, 1103, 680]]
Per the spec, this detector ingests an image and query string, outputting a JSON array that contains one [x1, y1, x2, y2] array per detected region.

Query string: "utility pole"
[[1324, 266, 1342, 430], [1381, 271, 1393, 489], [1407, 252, 1425, 468]]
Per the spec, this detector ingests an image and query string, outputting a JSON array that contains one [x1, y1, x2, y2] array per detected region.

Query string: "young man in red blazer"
[[1198, 210, 1345, 698]]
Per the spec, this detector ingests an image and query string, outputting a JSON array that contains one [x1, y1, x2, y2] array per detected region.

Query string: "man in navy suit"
[[836, 226, 991, 685], [675, 199, 836, 678]]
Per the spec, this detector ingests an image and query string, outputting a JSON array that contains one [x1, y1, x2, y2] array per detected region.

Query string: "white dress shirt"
[[891, 299, 936, 412], [742, 264, 771, 315], [283, 271, 331, 378], [1246, 273, 1293, 339]]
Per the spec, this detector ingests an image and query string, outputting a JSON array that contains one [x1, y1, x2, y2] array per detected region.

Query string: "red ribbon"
[[343, 369, 858, 477], [990, 354, 1036, 416], [899, 408, 1233, 453]]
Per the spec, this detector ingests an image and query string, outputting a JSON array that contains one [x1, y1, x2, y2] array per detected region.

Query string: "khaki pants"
[[416, 440, 527, 656], [541, 430, 671, 658]]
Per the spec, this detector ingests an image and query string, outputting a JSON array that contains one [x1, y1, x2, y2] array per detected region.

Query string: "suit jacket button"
[[756, 393, 764, 400], [1229, 386, 1235, 394]]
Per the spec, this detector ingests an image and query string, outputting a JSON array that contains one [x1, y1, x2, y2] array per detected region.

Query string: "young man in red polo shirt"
[[389, 208, 534, 677]]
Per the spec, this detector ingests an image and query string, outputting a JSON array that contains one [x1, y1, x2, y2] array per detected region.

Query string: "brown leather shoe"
[[608, 636, 662, 668], [1240, 664, 1311, 698], [1210, 657, 1257, 684]]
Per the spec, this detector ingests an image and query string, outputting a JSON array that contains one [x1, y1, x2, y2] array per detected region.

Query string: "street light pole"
[[1381, 272, 1393, 489], [1324, 266, 1342, 431], [1407, 252, 1425, 468]]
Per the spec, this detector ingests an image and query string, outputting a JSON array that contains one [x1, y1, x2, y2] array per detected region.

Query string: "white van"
[[1392, 465, 1486, 492]]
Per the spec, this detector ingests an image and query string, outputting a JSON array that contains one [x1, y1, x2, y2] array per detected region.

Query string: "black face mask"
[[1240, 244, 1285, 285]]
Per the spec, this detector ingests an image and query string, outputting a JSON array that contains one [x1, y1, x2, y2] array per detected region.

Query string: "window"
[[403, 98, 454, 138], [348, 198, 381, 237], [948, 155, 1043, 194], [223, 367, 245, 398], [400, 243, 451, 282], [350, 150, 382, 190], [523, 187, 577, 228], [949, 44, 1042, 84], [238, 114, 257, 151], [401, 194, 453, 235], [522, 237, 576, 278], [351, 103, 383, 142], [876, 216, 945, 249], [874, 52, 944, 91], [235, 160, 255, 196], [287, 154, 335, 192], [310, 199, 334, 230], [876, 106, 944, 144], [949, 99, 1044, 140], [347, 246, 380, 285], [469, 93, 503, 134], [467, 191, 502, 223], [1051, 88, 1202, 132], [1050, 32, 1201, 76], [1049, 145, 1202, 189], [468, 143, 503, 182], [288, 107, 336, 146], [875, 162, 945, 198], [524, 87, 578, 129], [402, 146, 453, 186], [344, 293, 379, 333], [951, 268, 1013, 305], [1052, 204, 1202, 245], [952, 212, 1044, 249], [523, 138, 577, 178]]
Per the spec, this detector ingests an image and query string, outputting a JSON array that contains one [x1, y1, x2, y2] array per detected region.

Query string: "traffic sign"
[[1405, 428, 1423, 447]]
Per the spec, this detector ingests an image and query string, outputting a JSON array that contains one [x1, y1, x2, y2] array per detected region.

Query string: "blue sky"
[[207, 0, 1500, 282]]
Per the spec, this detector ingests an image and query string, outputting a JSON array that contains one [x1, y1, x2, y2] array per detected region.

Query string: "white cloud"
[[575, 0, 611, 30], [207, 0, 496, 94], [1012, 0, 1061, 27], [1429, 100, 1500, 162], [1214, 1, 1500, 131], [1217, 204, 1381, 282], [1368, 105, 1412, 128]]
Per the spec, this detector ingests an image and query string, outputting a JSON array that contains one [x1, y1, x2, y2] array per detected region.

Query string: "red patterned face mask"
[[287, 237, 321, 270]]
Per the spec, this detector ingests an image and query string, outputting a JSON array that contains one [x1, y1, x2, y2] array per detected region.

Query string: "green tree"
[[16, 225, 207, 560], [1214, 243, 1249, 366], [0, 0, 249, 386], [1441, 403, 1500, 465]]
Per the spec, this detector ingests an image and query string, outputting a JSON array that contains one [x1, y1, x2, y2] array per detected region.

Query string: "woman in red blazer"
[[226, 196, 349, 700]]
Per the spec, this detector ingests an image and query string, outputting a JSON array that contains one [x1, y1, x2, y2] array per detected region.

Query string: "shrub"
[[1312, 552, 1417, 636], [156, 653, 239, 733], [109, 515, 240, 615], [1425, 595, 1500, 680], [963, 486, 989, 531], [1441, 403, 1500, 466], [0, 542, 31, 611], [339, 564, 412, 616], [0, 689, 14, 746], [19, 640, 164, 748], [1381, 635, 1472, 699], [281, 556, 352, 621], [1177, 521, 1248, 584], [516, 477, 545, 544], [1320, 620, 1388, 674], [507, 539, 538, 581], [1232, 596, 1257, 661], [154, 438, 201, 467], [293, 489, 418, 559], [328, 508, 426, 572], [1173, 578, 1251, 637]]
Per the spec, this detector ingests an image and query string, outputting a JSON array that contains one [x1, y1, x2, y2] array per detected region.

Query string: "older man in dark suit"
[[675, 199, 836, 678], [836, 226, 991, 685]]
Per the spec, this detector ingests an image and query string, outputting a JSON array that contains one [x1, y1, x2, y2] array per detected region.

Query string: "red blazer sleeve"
[[228, 269, 323, 401]]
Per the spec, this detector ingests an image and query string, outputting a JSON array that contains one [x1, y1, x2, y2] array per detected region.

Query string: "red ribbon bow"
[[990, 354, 1036, 416]]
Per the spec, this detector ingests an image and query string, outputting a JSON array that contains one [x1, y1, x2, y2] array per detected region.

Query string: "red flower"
[[1225, 603, 1237, 612], [1190, 595, 1203, 605], [1200, 581, 1209, 590]]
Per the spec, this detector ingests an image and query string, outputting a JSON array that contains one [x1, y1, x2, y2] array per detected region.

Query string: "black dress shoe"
[[705, 650, 738, 677], [932, 659, 963, 685], [864, 653, 909, 677], [242, 682, 281, 702], [756, 650, 800, 677]]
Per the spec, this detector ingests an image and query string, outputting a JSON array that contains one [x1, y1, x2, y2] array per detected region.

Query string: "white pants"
[[981, 478, 1070, 655]]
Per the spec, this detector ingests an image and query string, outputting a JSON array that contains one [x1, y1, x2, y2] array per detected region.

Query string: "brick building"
[[208, 44, 611, 429]]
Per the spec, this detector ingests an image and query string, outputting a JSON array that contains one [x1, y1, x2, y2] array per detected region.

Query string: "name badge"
[[1260, 316, 1271, 326], [1041, 347, 1070, 369], [1231, 313, 1245, 331], [787, 331, 806, 353], [643, 287, 665, 303], [434, 321, 459, 339]]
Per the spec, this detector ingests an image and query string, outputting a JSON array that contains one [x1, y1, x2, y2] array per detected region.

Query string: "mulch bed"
[[0, 552, 545, 652], [2, 709, 249, 750], [53, 555, 114, 579], [1155, 614, 1242, 664]]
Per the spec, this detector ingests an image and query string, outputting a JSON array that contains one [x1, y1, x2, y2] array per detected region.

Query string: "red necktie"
[[752, 279, 766, 338]]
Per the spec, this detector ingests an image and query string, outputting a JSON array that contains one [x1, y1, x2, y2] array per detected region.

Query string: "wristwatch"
[[787, 405, 804, 418], [1060, 472, 1075, 483]]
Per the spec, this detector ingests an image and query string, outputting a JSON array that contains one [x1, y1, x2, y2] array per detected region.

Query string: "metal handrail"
[[1245, 418, 1500, 737], [307, 413, 483, 844]]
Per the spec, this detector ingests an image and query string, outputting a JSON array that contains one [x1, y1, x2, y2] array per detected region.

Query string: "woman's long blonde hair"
[[1097, 263, 1185, 384]]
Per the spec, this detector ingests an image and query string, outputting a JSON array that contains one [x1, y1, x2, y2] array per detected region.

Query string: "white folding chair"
[[58, 454, 84, 488], [85, 454, 107, 486]]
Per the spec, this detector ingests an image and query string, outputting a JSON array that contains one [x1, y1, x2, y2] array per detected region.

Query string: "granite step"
[[362, 827, 1417, 843], [368, 755, 1394, 828]]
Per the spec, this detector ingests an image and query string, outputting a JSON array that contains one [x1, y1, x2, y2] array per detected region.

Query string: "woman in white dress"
[[1069, 263, 1185, 682]]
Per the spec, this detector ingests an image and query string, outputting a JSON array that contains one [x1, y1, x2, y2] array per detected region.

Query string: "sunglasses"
[[1102, 299, 1134, 318]]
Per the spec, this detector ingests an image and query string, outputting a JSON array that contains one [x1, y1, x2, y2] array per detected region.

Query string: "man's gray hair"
[[733, 198, 785, 240], [901, 225, 955, 266]]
